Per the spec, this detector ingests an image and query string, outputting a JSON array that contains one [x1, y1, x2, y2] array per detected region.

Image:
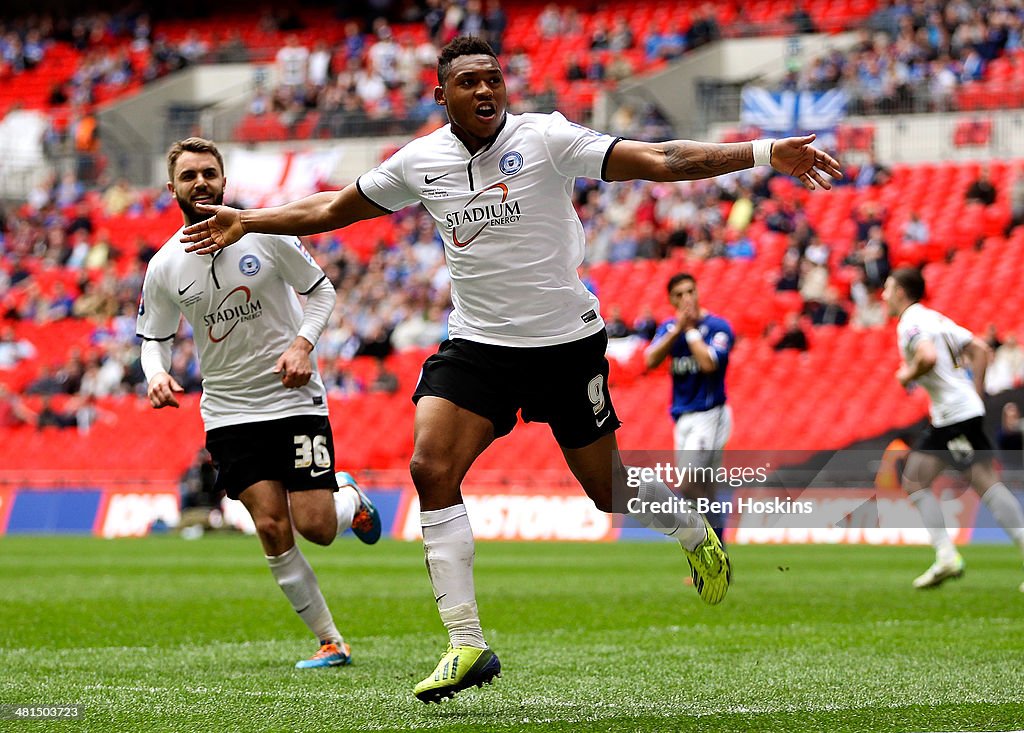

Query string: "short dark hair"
[[167, 137, 225, 182], [890, 267, 925, 303], [667, 272, 696, 294], [437, 35, 498, 86]]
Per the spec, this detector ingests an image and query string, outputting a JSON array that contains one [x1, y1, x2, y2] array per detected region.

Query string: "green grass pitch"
[[1, 536, 1023, 732]]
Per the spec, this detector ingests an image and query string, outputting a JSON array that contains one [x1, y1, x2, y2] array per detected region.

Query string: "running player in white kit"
[[138, 137, 382, 669], [884, 267, 1024, 589], [178, 37, 843, 702]]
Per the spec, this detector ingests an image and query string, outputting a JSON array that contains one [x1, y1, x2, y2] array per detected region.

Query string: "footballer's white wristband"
[[752, 138, 775, 167], [684, 328, 703, 344]]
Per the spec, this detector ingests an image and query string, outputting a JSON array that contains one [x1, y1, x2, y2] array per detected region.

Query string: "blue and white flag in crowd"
[[740, 87, 848, 143]]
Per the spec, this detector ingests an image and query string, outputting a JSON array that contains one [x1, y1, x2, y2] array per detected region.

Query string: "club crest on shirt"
[[499, 151, 524, 176], [239, 254, 261, 276]]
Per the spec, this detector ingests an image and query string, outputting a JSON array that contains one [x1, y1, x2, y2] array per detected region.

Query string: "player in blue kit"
[[645, 273, 734, 539], [177, 37, 841, 702]]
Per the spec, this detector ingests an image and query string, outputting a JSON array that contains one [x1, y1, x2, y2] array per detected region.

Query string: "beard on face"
[[176, 190, 224, 226]]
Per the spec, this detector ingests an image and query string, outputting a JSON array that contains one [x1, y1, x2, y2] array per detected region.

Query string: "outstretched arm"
[[604, 134, 842, 190], [181, 183, 387, 255]]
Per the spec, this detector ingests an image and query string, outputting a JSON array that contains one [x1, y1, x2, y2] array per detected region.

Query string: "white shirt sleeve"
[[296, 276, 336, 346], [269, 234, 336, 346], [356, 146, 418, 212], [270, 235, 328, 295], [542, 111, 619, 180], [948, 321, 974, 348], [140, 338, 172, 384], [136, 259, 180, 341]]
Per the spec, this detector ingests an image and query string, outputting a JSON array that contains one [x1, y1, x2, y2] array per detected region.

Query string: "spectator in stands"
[[852, 224, 891, 288], [902, 211, 931, 244], [777, 253, 802, 291], [217, 30, 250, 63], [773, 312, 810, 351], [589, 19, 610, 50], [633, 307, 658, 341], [368, 22, 401, 89], [1007, 174, 1024, 235], [459, 0, 487, 38], [71, 106, 100, 183], [966, 166, 997, 206], [308, 40, 332, 90], [369, 358, 400, 394], [485, 0, 507, 55], [997, 402, 1024, 471], [605, 306, 632, 339], [179, 448, 221, 512], [606, 51, 636, 83], [102, 178, 138, 217], [36, 395, 76, 430], [688, 4, 721, 50], [276, 34, 309, 93], [724, 226, 756, 260], [609, 15, 635, 51], [0, 326, 36, 368], [38, 281, 76, 323], [787, 2, 817, 34], [852, 202, 884, 242], [986, 335, 1024, 395], [179, 30, 210, 65], [855, 153, 891, 188], [72, 274, 119, 321], [850, 278, 887, 328], [0, 383, 35, 428], [807, 286, 850, 326], [799, 243, 830, 303]]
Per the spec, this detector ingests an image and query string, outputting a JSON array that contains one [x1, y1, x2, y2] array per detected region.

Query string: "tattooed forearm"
[[660, 142, 752, 180]]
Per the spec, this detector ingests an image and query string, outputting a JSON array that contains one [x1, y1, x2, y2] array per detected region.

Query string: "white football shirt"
[[897, 302, 984, 427], [137, 228, 330, 430], [357, 111, 618, 347]]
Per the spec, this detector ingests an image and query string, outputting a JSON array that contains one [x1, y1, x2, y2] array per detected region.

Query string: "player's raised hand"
[[771, 134, 843, 191], [181, 203, 246, 255]]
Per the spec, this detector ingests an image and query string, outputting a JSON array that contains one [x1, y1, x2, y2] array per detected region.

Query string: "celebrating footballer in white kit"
[[177, 36, 843, 703], [138, 137, 381, 670]]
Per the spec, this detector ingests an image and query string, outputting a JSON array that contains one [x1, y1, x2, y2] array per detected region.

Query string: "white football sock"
[[626, 468, 708, 551], [421, 504, 485, 648], [266, 545, 342, 645], [334, 486, 359, 535], [981, 482, 1024, 553], [908, 488, 958, 560]]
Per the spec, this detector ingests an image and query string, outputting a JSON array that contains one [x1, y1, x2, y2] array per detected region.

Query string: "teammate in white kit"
[[178, 37, 842, 702], [138, 137, 382, 669], [883, 267, 1024, 589]]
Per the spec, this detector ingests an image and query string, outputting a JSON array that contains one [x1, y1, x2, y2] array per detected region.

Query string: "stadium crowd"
[[3, 0, 1024, 415], [789, 0, 1024, 113]]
